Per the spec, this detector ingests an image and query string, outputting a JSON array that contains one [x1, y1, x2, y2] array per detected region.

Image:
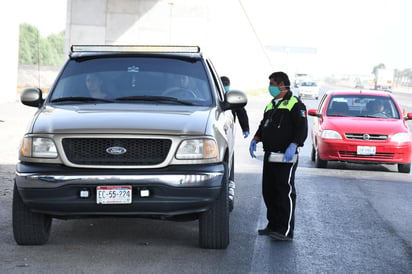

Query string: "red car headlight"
[[391, 133, 411, 142], [321, 130, 342, 140]]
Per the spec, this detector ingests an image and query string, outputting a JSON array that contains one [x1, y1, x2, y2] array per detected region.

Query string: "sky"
[[15, 0, 412, 77], [18, 0, 67, 36], [243, 0, 412, 76]]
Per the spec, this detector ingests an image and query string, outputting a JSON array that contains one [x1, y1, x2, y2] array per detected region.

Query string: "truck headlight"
[[21, 137, 58, 158], [176, 139, 218, 159]]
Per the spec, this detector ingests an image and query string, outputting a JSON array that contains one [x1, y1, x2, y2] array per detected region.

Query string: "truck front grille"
[[62, 138, 172, 166]]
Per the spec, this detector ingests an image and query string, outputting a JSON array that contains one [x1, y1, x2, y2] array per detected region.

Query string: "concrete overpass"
[[65, 0, 273, 89], [4, 0, 278, 103]]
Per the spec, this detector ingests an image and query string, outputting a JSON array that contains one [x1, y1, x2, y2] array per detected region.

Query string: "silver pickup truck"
[[13, 45, 247, 249]]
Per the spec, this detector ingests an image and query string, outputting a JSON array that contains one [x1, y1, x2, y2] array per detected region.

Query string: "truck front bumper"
[[15, 162, 225, 218]]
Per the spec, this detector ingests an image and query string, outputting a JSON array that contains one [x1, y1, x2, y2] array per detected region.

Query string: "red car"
[[308, 90, 412, 173]]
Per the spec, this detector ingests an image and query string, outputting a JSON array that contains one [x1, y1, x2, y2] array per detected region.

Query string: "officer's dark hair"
[[221, 76, 230, 86], [268, 72, 290, 87]]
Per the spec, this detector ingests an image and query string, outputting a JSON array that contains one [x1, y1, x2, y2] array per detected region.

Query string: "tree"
[[372, 63, 386, 76], [19, 23, 41, 64], [396, 68, 412, 86], [46, 31, 66, 65], [18, 23, 65, 66]]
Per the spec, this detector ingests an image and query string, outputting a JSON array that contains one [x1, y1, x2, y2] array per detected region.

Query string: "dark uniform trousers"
[[262, 151, 298, 238]]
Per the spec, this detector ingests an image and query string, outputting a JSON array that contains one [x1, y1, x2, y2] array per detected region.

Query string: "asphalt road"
[[0, 88, 411, 273]]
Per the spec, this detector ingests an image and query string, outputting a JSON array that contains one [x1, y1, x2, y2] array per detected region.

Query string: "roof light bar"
[[71, 45, 200, 53]]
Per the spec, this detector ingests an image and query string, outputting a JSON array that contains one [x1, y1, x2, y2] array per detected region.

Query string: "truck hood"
[[30, 103, 211, 135]]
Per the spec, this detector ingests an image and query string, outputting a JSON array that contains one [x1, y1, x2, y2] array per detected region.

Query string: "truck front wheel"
[[198, 162, 230, 249], [12, 182, 52, 245]]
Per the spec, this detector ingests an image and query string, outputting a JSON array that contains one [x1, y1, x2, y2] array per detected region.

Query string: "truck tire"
[[12, 182, 52, 245], [198, 162, 230, 249]]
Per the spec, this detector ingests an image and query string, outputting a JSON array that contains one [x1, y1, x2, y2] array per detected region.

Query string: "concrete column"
[[0, 6, 19, 103]]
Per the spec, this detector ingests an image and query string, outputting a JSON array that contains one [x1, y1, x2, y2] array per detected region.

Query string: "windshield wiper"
[[50, 96, 114, 103], [115, 95, 194, 105], [357, 114, 389, 118]]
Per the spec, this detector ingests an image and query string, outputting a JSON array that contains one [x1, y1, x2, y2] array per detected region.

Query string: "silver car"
[[298, 81, 320, 100]]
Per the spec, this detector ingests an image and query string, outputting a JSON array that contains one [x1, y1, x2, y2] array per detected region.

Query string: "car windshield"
[[48, 57, 213, 106], [326, 95, 400, 119]]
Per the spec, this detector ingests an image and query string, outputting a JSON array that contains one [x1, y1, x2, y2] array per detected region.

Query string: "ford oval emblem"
[[106, 146, 127, 155]]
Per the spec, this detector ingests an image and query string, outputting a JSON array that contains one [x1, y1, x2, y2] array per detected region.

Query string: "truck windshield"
[[48, 57, 213, 106]]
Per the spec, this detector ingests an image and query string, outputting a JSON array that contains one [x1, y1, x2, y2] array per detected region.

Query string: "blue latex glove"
[[243, 131, 249, 138], [249, 139, 257, 158], [283, 143, 297, 162]]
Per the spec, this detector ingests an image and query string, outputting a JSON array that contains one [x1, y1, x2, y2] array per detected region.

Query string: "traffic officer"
[[249, 71, 308, 241]]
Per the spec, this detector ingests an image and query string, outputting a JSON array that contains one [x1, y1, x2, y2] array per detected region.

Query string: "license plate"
[[96, 186, 132, 204], [357, 146, 376, 155]]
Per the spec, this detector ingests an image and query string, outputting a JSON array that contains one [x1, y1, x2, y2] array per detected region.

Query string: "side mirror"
[[308, 109, 319, 117], [21, 88, 44, 108], [223, 89, 247, 110]]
